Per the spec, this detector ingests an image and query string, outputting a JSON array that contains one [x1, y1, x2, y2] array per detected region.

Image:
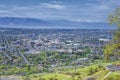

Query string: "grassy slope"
[[28, 61, 119, 80], [2, 60, 120, 80]]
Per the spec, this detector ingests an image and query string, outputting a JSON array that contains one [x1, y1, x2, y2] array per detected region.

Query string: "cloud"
[[41, 3, 66, 9], [65, 0, 120, 22], [0, 5, 6, 8], [0, 10, 10, 13], [0, 0, 119, 23], [50, 1, 63, 4]]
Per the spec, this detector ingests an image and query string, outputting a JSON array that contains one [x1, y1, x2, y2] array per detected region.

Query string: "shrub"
[[38, 78, 46, 80], [88, 67, 98, 75], [49, 77, 58, 80]]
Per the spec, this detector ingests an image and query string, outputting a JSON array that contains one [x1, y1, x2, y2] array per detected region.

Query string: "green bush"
[[38, 78, 46, 80], [49, 77, 58, 80], [88, 67, 98, 75]]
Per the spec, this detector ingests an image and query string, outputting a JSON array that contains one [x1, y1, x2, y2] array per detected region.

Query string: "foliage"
[[104, 7, 120, 61]]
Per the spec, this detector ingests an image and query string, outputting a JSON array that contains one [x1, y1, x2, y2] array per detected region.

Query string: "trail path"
[[102, 72, 112, 80]]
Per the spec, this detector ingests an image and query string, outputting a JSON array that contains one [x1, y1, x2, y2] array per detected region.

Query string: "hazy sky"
[[0, 0, 120, 22]]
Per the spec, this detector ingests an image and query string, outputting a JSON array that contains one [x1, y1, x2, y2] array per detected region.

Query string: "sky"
[[0, 0, 120, 23]]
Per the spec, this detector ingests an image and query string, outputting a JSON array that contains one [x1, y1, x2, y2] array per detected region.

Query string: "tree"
[[104, 44, 117, 62], [104, 7, 120, 61]]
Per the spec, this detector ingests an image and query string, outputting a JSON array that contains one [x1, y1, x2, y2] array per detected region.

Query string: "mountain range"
[[0, 17, 115, 29]]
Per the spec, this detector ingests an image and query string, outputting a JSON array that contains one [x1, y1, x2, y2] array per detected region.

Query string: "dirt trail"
[[102, 72, 112, 80]]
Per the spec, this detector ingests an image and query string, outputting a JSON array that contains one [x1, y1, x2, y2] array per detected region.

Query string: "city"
[[0, 0, 120, 80]]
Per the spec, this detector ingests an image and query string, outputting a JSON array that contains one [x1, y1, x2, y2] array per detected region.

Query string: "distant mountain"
[[0, 17, 50, 26], [0, 17, 114, 29]]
